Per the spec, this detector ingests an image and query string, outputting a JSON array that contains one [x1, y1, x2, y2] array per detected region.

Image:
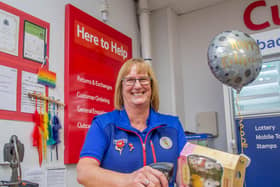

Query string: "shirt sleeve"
[[79, 117, 109, 162]]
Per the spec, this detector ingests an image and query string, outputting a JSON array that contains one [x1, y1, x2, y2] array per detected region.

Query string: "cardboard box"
[[177, 143, 249, 187]]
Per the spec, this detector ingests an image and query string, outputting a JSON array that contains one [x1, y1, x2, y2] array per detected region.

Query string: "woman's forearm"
[[77, 157, 168, 187], [77, 158, 129, 187]]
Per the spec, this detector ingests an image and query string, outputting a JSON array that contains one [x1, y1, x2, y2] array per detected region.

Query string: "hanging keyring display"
[[29, 92, 64, 165]]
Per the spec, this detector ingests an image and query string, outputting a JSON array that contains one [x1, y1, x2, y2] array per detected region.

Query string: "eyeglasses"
[[122, 76, 151, 86]]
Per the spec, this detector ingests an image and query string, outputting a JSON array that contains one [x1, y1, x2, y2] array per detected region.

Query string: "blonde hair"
[[114, 58, 159, 111]]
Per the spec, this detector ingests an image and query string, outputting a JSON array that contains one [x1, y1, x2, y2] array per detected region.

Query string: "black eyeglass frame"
[[121, 76, 152, 86]]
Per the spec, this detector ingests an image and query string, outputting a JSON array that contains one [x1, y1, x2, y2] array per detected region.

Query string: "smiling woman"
[[77, 58, 187, 187]]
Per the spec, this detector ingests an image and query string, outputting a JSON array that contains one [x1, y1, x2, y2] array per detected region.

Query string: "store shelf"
[[185, 133, 214, 146], [185, 133, 214, 140]]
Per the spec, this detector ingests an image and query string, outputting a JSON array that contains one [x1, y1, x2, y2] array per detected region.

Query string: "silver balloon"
[[207, 30, 263, 93]]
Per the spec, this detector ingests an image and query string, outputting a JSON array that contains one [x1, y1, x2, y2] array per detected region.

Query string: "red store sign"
[[64, 4, 132, 164], [243, 0, 280, 30]]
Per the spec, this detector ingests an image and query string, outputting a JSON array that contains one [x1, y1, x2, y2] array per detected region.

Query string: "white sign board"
[[251, 28, 280, 57]]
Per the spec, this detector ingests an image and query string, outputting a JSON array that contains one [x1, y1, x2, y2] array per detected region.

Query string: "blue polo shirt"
[[80, 108, 186, 187]]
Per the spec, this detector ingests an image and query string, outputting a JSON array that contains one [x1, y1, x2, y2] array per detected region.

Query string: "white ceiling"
[[148, 0, 227, 15]]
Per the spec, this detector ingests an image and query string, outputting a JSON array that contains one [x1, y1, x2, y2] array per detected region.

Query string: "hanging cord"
[[235, 93, 248, 153], [235, 91, 250, 187]]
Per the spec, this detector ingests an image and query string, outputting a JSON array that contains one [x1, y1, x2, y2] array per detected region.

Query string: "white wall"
[[150, 8, 186, 124], [0, 0, 140, 186]]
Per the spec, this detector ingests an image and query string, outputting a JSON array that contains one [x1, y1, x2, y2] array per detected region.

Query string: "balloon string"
[[235, 93, 248, 153]]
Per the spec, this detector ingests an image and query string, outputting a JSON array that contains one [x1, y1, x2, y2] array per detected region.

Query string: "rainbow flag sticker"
[[37, 68, 56, 88]]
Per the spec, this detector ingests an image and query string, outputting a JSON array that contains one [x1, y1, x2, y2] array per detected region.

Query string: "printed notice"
[[46, 168, 66, 187], [22, 167, 44, 187], [0, 9, 19, 56], [255, 124, 279, 150], [0, 65, 17, 111], [21, 71, 45, 113], [23, 21, 46, 63]]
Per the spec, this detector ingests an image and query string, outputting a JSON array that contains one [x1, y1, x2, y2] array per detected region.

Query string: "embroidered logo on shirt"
[[114, 139, 127, 155], [160, 137, 173, 149]]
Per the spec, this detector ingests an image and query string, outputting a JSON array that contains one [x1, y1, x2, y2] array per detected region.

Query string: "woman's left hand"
[[128, 165, 169, 187]]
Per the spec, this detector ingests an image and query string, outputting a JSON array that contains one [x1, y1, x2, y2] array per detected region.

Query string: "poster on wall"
[[21, 71, 46, 113], [64, 4, 132, 164], [0, 65, 17, 111], [0, 9, 19, 56], [23, 20, 46, 63], [0, 1, 50, 122]]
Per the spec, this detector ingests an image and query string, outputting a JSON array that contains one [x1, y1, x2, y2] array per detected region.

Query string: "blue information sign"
[[235, 116, 280, 187]]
